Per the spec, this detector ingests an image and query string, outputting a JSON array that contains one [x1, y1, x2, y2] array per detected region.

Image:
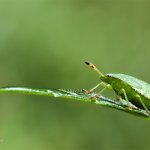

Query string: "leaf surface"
[[0, 87, 149, 118]]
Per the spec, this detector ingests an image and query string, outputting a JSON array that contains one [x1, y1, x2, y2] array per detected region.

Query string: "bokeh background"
[[0, 0, 150, 150]]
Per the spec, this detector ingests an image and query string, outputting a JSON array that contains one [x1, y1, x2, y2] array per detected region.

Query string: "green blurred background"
[[0, 0, 150, 150]]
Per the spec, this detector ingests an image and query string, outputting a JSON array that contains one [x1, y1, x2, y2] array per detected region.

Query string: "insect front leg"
[[118, 88, 135, 109], [83, 82, 112, 94], [83, 82, 112, 101], [90, 83, 112, 100], [82, 82, 102, 94], [135, 95, 150, 115]]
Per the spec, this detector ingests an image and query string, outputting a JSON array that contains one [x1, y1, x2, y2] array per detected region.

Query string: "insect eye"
[[107, 75, 111, 78]]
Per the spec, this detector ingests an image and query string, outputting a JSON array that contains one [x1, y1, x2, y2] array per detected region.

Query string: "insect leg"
[[83, 82, 103, 94], [135, 95, 150, 114], [82, 82, 102, 94], [90, 83, 112, 100], [95, 84, 111, 95], [83, 82, 112, 94], [118, 89, 133, 109]]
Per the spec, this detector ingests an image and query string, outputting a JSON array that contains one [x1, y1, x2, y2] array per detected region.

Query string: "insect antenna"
[[85, 61, 104, 77]]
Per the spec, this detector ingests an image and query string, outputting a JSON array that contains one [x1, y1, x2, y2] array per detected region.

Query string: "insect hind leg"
[[135, 95, 150, 115]]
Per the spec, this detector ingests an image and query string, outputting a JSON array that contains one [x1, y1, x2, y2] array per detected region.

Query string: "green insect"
[[84, 61, 150, 114]]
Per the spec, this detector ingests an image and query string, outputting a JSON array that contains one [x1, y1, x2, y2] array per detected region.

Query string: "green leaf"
[[0, 87, 149, 118]]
